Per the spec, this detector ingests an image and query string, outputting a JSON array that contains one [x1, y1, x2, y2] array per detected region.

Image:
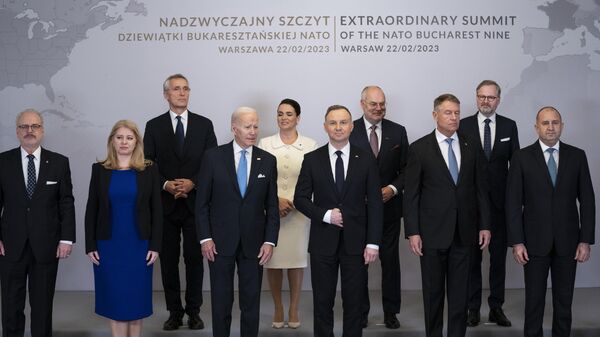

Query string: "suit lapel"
[[245, 146, 263, 197], [554, 143, 569, 188], [532, 141, 555, 187], [32, 149, 50, 200], [341, 147, 361, 199], [490, 117, 505, 160], [378, 121, 392, 164], [428, 132, 455, 186], [11, 149, 29, 200], [181, 112, 194, 158], [161, 112, 181, 160], [457, 135, 471, 186], [317, 146, 338, 197], [224, 142, 241, 197]]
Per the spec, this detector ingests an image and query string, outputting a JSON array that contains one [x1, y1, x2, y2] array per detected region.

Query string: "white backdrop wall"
[[0, 0, 598, 291]]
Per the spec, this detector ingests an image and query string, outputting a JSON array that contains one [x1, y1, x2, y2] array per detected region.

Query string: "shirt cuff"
[[387, 184, 398, 195], [366, 244, 379, 250], [264, 242, 275, 246], [323, 210, 332, 224], [59, 240, 73, 245], [162, 181, 169, 191], [200, 238, 212, 244]]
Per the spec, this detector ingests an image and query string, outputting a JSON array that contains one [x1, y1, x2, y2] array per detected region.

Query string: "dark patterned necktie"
[[335, 150, 344, 193], [483, 118, 492, 160], [26, 154, 36, 199], [175, 115, 184, 155]]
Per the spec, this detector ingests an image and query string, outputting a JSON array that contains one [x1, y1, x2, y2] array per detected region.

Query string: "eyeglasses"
[[17, 124, 43, 131], [477, 95, 498, 102]]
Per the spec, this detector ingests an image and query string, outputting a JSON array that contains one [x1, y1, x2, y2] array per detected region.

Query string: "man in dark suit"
[[506, 106, 595, 337], [196, 107, 279, 337], [144, 73, 217, 330], [349, 86, 408, 329], [295, 105, 383, 337], [0, 109, 76, 337], [404, 94, 491, 337], [459, 80, 519, 327]]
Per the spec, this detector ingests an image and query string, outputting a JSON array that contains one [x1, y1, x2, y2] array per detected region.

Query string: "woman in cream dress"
[[258, 98, 317, 329]]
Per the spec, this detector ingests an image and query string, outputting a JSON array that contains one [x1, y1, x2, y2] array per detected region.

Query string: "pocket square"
[[500, 137, 510, 142], [257, 174, 266, 178], [46, 181, 57, 185]]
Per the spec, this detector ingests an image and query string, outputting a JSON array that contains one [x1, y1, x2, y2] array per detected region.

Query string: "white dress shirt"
[[169, 110, 188, 136], [435, 129, 461, 171], [539, 140, 560, 167], [477, 112, 496, 150]]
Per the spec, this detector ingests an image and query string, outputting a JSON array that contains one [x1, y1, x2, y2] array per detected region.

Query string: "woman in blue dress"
[[85, 120, 163, 337]]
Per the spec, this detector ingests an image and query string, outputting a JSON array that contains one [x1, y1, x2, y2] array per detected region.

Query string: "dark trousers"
[[524, 250, 577, 337], [160, 201, 203, 316], [468, 207, 507, 311], [311, 235, 367, 337], [362, 218, 401, 317], [1, 241, 58, 337], [420, 239, 471, 337], [209, 246, 263, 337]]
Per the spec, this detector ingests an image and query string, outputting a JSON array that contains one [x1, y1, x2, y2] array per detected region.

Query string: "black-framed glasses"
[[17, 124, 43, 131], [477, 95, 498, 102]]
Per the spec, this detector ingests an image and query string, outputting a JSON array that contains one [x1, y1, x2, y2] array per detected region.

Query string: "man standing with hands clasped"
[[0, 109, 76, 337], [506, 106, 595, 337], [295, 105, 383, 337]]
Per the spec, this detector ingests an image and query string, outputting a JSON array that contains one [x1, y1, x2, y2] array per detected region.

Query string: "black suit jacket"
[[195, 142, 279, 257], [84, 162, 163, 253], [0, 147, 76, 263], [349, 118, 408, 221], [403, 131, 490, 249], [294, 144, 383, 256], [506, 141, 595, 256], [144, 111, 217, 214], [459, 113, 519, 210]]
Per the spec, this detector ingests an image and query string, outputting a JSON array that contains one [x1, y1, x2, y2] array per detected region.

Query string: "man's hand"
[[279, 197, 294, 218], [408, 235, 423, 256], [88, 251, 100, 265], [512, 243, 529, 265], [381, 186, 395, 203], [146, 251, 159, 266], [363, 247, 379, 265], [56, 243, 72, 259], [479, 230, 491, 250], [201, 240, 218, 262], [258, 244, 273, 265], [0, 240, 5, 256], [575, 243, 591, 263], [164, 180, 179, 196], [330, 208, 343, 227], [174, 178, 195, 194]]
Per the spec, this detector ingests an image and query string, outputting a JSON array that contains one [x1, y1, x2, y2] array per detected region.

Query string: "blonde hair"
[[100, 120, 150, 171]]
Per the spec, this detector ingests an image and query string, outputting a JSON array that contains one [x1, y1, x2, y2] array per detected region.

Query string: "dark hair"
[[476, 80, 501, 97], [279, 98, 301, 116], [433, 94, 460, 111], [325, 105, 352, 120]]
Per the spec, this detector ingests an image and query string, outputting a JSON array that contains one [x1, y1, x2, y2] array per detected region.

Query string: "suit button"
[[27, 208, 30, 212]]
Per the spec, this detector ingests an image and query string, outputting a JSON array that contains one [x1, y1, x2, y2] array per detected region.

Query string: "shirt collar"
[[233, 140, 253, 155], [539, 140, 560, 153], [271, 132, 306, 151], [328, 142, 350, 158], [363, 116, 382, 130], [21, 146, 41, 160], [435, 129, 458, 144], [169, 110, 189, 121], [477, 111, 496, 124]]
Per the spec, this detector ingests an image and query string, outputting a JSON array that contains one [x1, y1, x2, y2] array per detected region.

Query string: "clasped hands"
[[165, 178, 195, 199]]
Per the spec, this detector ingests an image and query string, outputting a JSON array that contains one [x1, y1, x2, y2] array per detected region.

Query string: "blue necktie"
[[26, 154, 36, 199], [445, 138, 459, 184], [175, 115, 184, 155], [546, 148, 557, 187], [483, 118, 492, 160], [335, 150, 344, 194], [237, 149, 247, 196]]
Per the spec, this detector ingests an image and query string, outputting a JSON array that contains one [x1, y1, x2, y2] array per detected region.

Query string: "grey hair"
[[16, 108, 43, 126], [360, 85, 384, 101], [231, 107, 258, 125], [163, 73, 188, 92]]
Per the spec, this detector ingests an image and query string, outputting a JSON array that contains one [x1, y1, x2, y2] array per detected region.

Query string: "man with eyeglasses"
[[144, 73, 217, 331], [349, 86, 408, 329], [0, 109, 76, 337], [458, 80, 519, 327]]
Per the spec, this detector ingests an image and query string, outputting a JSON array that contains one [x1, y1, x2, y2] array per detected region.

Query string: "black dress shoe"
[[467, 310, 480, 327], [384, 312, 401, 329], [163, 313, 183, 331], [489, 308, 512, 327], [188, 313, 205, 330]]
